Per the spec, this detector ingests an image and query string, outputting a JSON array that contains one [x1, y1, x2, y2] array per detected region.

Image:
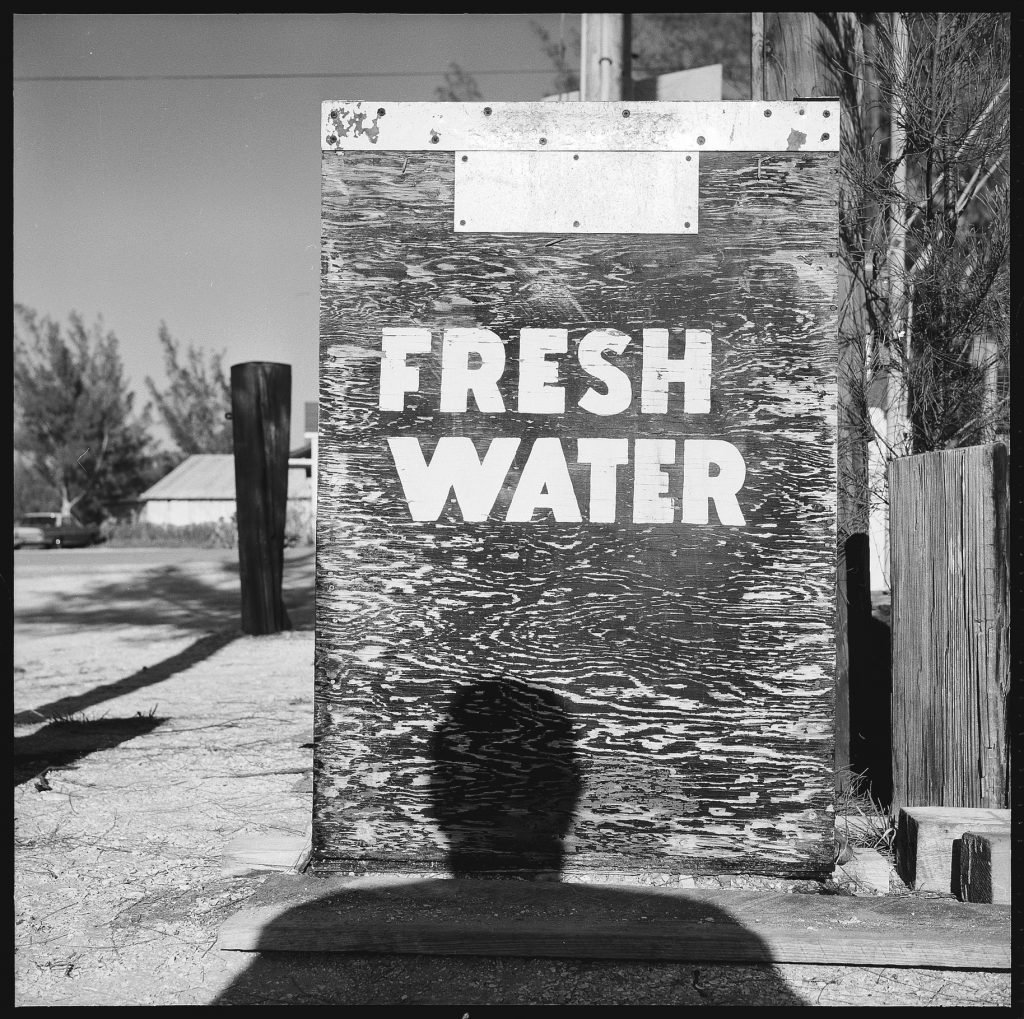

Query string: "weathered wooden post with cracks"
[[231, 361, 292, 635], [889, 443, 1010, 814], [313, 100, 841, 880]]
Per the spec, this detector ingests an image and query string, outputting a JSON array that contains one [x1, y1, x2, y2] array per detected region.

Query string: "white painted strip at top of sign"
[[321, 100, 840, 153], [454, 151, 699, 234]]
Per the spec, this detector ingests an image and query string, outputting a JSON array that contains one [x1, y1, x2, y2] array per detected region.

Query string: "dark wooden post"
[[231, 362, 292, 635]]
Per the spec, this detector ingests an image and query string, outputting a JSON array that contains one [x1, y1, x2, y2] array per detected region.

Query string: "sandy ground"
[[11, 546, 1013, 1007]]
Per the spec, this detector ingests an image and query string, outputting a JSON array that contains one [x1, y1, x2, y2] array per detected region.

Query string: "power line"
[[14, 68, 568, 83]]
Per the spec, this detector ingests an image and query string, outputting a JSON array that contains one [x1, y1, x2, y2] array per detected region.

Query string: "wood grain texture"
[[315, 146, 839, 877], [221, 834, 311, 878], [217, 875, 1010, 969], [759, 12, 869, 796], [889, 444, 1010, 812], [895, 806, 1010, 894], [231, 362, 292, 634], [960, 832, 1011, 905]]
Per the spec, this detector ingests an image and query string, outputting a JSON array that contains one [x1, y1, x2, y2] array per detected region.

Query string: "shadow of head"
[[428, 676, 582, 878]]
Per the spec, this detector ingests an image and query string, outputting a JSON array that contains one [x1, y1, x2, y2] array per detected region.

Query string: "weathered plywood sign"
[[316, 101, 840, 878]]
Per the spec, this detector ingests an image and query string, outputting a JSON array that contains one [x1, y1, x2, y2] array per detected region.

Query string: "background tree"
[[145, 323, 233, 455], [14, 304, 155, 523], [531, 17, 579, 96], [630, 13, 749, 98], [13, 453, 60, 519], [532, 14, 750, 98], [435, 63, 482, 102], [820, 10, 1010, 592]]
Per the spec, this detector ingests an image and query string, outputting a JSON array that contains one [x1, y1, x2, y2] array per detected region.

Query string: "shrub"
[[103, 517, 239, 548], [103, 505, 314, 549]]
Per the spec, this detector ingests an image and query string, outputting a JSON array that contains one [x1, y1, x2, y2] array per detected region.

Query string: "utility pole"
[[580, 14, 631, 100]]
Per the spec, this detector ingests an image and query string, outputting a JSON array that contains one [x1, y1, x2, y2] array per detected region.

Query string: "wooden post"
[[760, 12, 871, 794], [231, 362, 292, 635], [889, 444, 1009, 813]]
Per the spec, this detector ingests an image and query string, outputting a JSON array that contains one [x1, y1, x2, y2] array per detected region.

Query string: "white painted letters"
[[681, 439, 747, 525], [577, 438, 629, 523], [439, 328, 506, 413], [387, 436, 519, 521], [518, 329, 567, 414], [380, 326, 747, 527], [379, 328, 431, 411], [578, 329, 633, 416], [633, 439, 676, 523], [505, 437, 581, 522], [640, 328, 712, 414]]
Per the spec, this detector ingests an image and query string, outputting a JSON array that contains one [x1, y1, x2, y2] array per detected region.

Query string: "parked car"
[[13, 512, 103, 549]]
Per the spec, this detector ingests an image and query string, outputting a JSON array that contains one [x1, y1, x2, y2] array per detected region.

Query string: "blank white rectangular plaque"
[[454, 150, 699, 234]]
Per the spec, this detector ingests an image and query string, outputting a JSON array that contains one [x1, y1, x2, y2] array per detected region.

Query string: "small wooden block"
[[896, 807, 1010, 894], [834, 849, 893, 894], [222, 833, 312, 877], [960, 832, 1011, 905]]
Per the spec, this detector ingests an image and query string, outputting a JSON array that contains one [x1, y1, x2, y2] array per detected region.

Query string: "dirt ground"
[[11, 546, 1013, 1007]]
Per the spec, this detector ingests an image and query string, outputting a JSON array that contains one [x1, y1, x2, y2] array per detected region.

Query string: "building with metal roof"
[[137, 453, 312, 527]]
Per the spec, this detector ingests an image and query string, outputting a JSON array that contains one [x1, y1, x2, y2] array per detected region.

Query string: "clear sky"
[[13, 13, 581, 449]]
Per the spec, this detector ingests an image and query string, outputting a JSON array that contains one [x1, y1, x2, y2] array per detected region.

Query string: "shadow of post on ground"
[[13, 546, 315, 786]]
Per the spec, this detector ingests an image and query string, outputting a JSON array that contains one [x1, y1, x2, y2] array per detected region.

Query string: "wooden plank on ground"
[[221, 832, 311, 877], [216, 874, 1009, 970], [960, 832, 1011, 905], [896, 806, 1010, 895]]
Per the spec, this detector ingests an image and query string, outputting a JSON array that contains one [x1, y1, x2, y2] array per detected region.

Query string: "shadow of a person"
[[213, 672, 810, 1005], [427, 675, 582, 877]]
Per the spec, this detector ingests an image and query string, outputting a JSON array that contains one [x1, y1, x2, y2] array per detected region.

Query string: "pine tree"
[[145, 323, 233, 454], [14, 305, 155, 522]]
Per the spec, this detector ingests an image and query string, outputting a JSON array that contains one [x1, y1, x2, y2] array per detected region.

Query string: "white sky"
[[13, 14, 580, 448]]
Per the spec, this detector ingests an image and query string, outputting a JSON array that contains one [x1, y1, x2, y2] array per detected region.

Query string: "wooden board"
[[960, 832, 1012, 905], [889, 444, 1010, 812], [221, 833, 312, 878], [217, 874, 1010, 970], [895, 806, 1010, 895], [316, 101, 840, 878]]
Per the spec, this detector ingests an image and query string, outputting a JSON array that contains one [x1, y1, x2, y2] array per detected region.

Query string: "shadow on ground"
[[12, 630, 240, 726], [212, 878, 808, 1006], [13, 713, 169, 787], [15, 548, 315, 632]]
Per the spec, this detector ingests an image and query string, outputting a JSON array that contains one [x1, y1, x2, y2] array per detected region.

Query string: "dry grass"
[[834, 768, 896, 859]]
